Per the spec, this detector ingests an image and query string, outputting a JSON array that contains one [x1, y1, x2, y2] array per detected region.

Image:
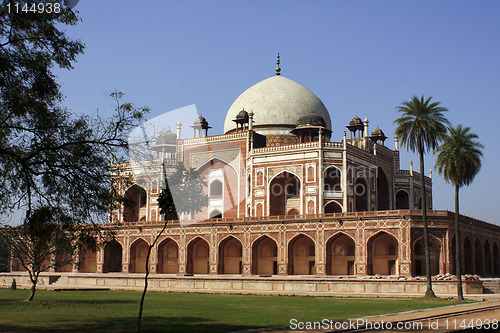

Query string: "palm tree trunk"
[[419, 148, 436, 298], [455, 184, 464, 301]]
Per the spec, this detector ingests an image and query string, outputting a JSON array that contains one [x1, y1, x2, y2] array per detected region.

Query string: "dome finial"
[[275, 52, 281, 76]]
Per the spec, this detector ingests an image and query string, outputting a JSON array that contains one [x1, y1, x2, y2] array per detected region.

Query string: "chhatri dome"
[[224, 54, 332, 135]]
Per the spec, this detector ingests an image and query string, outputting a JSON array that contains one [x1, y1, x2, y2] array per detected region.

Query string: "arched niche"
[[251, 236, 277, 275], [218, 236, 242, 274], [288, 234, 315, 275], [367, 232, 398, 275], [123, 184, 147, 222], [326, 233, 355, 275]]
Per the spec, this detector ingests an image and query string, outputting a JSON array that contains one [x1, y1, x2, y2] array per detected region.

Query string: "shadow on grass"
[[0, 298, 136, 305], [0, 315, 261, 333]]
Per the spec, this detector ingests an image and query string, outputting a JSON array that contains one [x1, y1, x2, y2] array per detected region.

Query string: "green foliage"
[[0, 289, 456, 333], [435, 125, 484, 188], [157, 163, 208, 219], [394, 95, 449, 154]]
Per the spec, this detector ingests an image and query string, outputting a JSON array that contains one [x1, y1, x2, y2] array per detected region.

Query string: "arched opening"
[[307, 200, 315, 214], [288, 234, 315, 275], [307, 166, 314, 182], [324, 167, 341, 191], [493, 243, 500, 276], [474, 238, 483, 275], [218, 236, 242, 274], [269, 171, 301, 216], [210, 180, 223, 197], [103, 241, 122, 273], [287, 209, 299, 216], [463, 237, 473, 274], [377, 167, 390, 210], [256, 203, 263, 217], [484, 241, 492, 277], [123, 185, 147, 222], [55, 250, 73, 272], [79, 246, 97, 273], [256, 171, 263, 186], [209, 210, 222, 219], [395, 190, 409, 210], [355, 178, 368, 212], [251, 236, 277, 275], [130, 238, 149, 273], [413, 238, 441, 276], [326, 233, 355, 275], [157, 238, 178, 274], [324, 201, 342, 214], [367, 232, 398, 275], [187, 237, 209, 274]]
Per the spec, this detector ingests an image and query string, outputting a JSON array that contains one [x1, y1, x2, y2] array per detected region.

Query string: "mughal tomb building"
[[6, 57, 500, 294]]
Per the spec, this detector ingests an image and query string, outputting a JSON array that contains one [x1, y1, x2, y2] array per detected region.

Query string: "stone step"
[[482, 279, 500, 294]]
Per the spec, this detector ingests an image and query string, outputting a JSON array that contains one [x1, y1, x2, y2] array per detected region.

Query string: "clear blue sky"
[[54, 1, 500, 225]]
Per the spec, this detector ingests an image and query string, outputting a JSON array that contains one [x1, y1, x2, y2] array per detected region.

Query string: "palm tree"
[[394, 95, 449, 298], [435, 125, 483, 301]]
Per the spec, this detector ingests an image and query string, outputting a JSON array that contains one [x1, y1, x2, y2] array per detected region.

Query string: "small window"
[[210, 210, 222, 219], [210, 180, 223, 197]]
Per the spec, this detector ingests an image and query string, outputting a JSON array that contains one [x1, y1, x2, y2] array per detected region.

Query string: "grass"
[[0, 288, 458, 332]]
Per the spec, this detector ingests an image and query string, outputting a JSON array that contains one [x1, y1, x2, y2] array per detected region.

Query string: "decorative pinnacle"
[[275, 52, 281, 76]]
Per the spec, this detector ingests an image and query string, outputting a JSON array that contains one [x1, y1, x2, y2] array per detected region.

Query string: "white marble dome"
[[224, 75, 331, 135]]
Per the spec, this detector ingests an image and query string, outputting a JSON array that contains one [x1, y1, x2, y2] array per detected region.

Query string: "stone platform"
[[0, 272, 483, 297]]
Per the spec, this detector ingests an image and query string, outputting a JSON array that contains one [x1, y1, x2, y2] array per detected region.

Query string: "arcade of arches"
[[31, 214, 500, 278]]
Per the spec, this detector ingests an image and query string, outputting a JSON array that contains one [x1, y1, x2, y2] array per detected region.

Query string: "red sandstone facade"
[[9, 69, 500, 281]]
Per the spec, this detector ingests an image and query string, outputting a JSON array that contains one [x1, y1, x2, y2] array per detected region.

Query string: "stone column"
[[315, 227, 326, 276], [242, 229, 252, 276], [278, 229, 287, 276], [71, 248, 80, 273], [209, 227, 218, 274], [398, 220, 412, 277], [178, 231, 187, 275], [355, 223, 367, 276], [96, 248, 104, 273], [121, 234, 129, 273]]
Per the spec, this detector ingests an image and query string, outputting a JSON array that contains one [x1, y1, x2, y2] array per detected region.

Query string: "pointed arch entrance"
[[395, 190, 409, 210], [157, 238, 178, 274], [269, 171, 301, 216], [251, 236, 277, 275], [355, 178, 368, 211], [377, 167, 390, 210], [413, 237, 441, 276], [218, 236, 242, 274], [187, 237, 209, 274], [123, 184, 147, 222], [493, 243, 500, 276], [103, 240, 122, 273], [474, 238, 483, 275], [324, 201, 342, 214], [367, 232, 398, 275], [463, 236, 473, 274], [130, 238, 149, 273], [484, 241, 492, 277], [79, 246, 97, 273], [326, 233, 355, 275], [288, 234, 315, 275]]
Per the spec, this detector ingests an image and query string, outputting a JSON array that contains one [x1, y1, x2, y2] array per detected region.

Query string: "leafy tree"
[[1, 4, 149, 300], [137, 162, 207, 332], [394, 95, 449, 298], [435, 125, 483, 301], [1, 206, 99, 301]]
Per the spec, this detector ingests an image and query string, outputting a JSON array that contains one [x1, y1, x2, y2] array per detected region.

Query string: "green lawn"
[[0, 288, 457, 332]]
